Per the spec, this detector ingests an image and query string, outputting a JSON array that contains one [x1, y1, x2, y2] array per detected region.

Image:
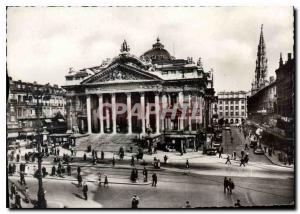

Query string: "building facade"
[[63, 39, 215, 146], [217, 91, 247, 124], [275, 52, 295, 139], [7, 77, 67, 141]]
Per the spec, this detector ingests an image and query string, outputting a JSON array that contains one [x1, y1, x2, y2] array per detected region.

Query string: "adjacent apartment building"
[[217, 91, 247, 124]]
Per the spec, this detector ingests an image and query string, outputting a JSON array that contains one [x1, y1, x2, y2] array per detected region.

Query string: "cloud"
[[7, 6, 294, 92]]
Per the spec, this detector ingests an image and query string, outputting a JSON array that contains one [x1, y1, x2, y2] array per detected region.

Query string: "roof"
[[141, 38, 174, 61]]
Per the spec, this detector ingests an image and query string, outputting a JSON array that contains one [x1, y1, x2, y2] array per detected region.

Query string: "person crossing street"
[[225, 155, 231, 165]]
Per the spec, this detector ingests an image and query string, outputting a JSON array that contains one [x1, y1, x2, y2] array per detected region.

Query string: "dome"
[[141, 37, 174, 61]]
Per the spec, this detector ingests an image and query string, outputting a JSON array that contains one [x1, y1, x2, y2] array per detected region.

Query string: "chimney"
[[269, 76, 274, 83], [288, 53, 292, 61]]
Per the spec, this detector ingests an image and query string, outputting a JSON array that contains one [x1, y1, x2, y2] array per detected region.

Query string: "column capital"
[[126, 92, 131, 96], [97, 93, 103, 98], [140, 92, 145, 96]]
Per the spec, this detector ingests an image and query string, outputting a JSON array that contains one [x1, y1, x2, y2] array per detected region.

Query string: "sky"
[[7, 6, 294, 92]]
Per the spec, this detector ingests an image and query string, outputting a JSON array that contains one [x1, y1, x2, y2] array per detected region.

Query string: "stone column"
[[140, 92, 146, 134], [155, 93, 160, 134], [178, 92, 184, 130], [98, 94, 104, 134], [105, 105, 110, 131], [126, 92, 132, 134], [111, 93, 117, 134], [162, 93, 168, 131], [188, 95, 192, 131], [86, 95, 92, 134], [146, 97, 150, 129]]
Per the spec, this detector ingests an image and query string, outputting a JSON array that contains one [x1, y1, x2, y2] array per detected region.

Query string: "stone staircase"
[[76, 134, 140, 153]]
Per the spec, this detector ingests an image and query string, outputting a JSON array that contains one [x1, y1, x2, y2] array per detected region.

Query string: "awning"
[[7, 132, 18, 138], [58, 119, 65, 122]]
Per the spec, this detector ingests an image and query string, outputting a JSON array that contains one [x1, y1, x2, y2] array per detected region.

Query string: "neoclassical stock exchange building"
[[63, 38, 215, 148]]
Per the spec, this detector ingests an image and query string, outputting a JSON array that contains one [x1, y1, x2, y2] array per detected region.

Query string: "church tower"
[[252, 25, 268, 93]]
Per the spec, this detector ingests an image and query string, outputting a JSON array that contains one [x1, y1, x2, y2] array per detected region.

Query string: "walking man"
[[82, 182, 88, 200], [77, 166, 81, 176], [104, 175, 108, 187], [10, 183, 16, 200], [131, 155, 135, 167], [163, 155, 168, 164], [186, 159, 190, 169], [20, 172, 26, 185], [78, 174, 83, 187], [228, 178, 234, 194], [152, 173, 158, 187], [143, 167, 148, 182], [67, 164, 71, 176], [225, 155, 231, 165], [112, 156, 115, 167], [224, 177, 229, 193], [131, 195, 139, 208]]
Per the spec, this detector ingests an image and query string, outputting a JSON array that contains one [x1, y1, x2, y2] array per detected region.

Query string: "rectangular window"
[[230, 106, 233, 110], [235, 100, 239, 104], [230, 112, 234, 116], [225, 112, 229, 116], [241, 106, 245, 109], [230, 101, 233, 104], [241, 99, 245, 104], [235, 106, 239, 110], [219, 100, 222, 104], [225, 106, 228, 110], [241, 112, 245, 116], [219, 106, 223, 110], [236, 112, 239, 116], [225, 101, 228, 104], [219, 112, 223, 116]]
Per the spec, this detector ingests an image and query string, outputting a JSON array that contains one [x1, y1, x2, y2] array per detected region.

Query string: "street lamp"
[[25, 85, 51, 208]]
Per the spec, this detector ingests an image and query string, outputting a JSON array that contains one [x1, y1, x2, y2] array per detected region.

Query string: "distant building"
[[217, 91, 247, 124], [247, 76, 277, 126], [7, 77, 67, 142]]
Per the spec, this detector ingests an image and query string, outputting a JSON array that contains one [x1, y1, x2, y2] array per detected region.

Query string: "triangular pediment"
[[82, 63, 161, 84]]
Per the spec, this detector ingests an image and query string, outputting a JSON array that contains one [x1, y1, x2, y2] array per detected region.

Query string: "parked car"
[[206, 148, 217, 155], [254, 147, 264, 155]]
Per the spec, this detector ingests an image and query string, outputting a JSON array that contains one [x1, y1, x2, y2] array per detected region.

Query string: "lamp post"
[[25, 85, 51, 208]]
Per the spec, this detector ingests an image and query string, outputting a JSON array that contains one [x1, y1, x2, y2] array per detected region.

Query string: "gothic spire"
[[253, 24, 268, 91], [279, 52, 283, 67]]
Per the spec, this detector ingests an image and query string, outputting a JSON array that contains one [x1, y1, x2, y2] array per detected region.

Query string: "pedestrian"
[[134, 168, 139, 180], [8, 164, 12, 176], [233, 151, 236, 160], [152, 173, 157, 187], [184, 201, 192, 208], [186, 159, 190, 169], [82, 182, 88, 200], [143, 167, 148, 182], [131, 168, 136, 182], [228, 178, 234, 194], [67, 164, 71, 176], [77, 174, 83, 187], [57, 148, 60, 156], [245, 143, 249, 150], [77, 166, 81, 176], [163, 155, 168, 164], [230, 136, 233, 144], [24, 187, 30, 203], [93, 156, 96, 165], [131, 155, 135, 167], [104, 175, 108, 187], [15, 192, 22, 208], [234, 199, 241, 207], [225, 155, 231, 165], [241, 150, 245, 159], [101, 151, 104, 160], [98, 172, 102, 186], [224, 177, 229, 193], [12, 163, 16, 175], [83, 153, 87, 161], [131, 195, 139, 208], [16, 154, 20, 162], [112, 156, 115, 167], [51, 165, 56, 176], [240, 158, 246, 167], [157, 159, 161, 169], [10, 183, 16, 200], [20, 172, 26, 185]]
